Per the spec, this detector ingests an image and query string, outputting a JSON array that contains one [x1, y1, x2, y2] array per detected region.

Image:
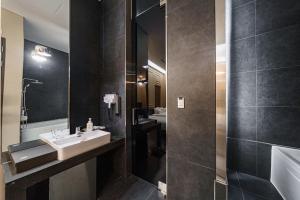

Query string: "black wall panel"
[[69, 0, 101, 134], [23, 40, 68, 123]]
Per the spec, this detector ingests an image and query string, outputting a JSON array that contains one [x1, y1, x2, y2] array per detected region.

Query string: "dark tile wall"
[[167, 0, 216, 199], [99, 0, 126, 138], [70, 1, 133, 199], [70, 0, 101, 134], [23, 40, 68, 123], [99, 0, 134, 177], [228, 0, 300, 180]]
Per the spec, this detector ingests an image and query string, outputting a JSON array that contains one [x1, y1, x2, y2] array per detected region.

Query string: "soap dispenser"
[[86, 118, 93, 132]]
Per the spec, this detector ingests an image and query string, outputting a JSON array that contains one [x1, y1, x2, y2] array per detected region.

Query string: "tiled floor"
[[120, 178, 165, 200], [228, 171, 283, 200], [134, 154, 166, 185], [99, 176, 165, 200]]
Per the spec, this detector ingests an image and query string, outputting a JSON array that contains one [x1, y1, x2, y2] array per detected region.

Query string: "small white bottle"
[[86, 118, 93, 132]]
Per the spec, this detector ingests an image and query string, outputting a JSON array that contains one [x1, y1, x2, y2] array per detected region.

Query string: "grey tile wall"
[[70, 1, 132, 198], [256, 0, 300, 34], [97, 0, 132, 193], [231, 37, 256, 73], [231, 2, 255, 40], [256, 25, 300, 70], [227, 139, 257, 176], [228, 0, 300, 180], [228, 107, 256, 140], [230, 72, 256, 107], [168, 157, 215, 200], [100, 0, 126, 138], [167, 0, 216, 199]]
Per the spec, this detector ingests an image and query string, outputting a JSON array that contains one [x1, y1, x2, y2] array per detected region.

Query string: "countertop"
[[1, 137, 125, 189]]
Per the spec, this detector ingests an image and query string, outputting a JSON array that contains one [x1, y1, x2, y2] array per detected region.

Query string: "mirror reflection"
[[1, 0, 69, 152], [133, 3, 166, 187]]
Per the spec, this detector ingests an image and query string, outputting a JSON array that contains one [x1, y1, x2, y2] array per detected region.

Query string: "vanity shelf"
[[1, 137, 125, 200]]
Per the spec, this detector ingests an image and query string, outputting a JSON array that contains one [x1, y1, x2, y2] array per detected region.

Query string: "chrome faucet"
[[76, 127, 83, 137]]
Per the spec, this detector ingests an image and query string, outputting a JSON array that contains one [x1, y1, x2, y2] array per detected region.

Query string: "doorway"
[[132, 1, 166, 188]]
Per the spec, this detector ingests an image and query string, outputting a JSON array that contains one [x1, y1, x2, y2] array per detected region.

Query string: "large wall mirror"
[[133, 1, 166, 188], [1, 0, 69, 153]]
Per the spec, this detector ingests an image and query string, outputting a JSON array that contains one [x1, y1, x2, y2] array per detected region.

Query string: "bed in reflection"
[[148, 107, 166, 131]]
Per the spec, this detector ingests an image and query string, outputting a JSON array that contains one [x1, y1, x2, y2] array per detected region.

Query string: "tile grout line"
[[145, 189, 156, 200], [230, 105, 300, 108], [254, 0, 258, 178], [235, 171, 245, 200], [228, 137, 300, 151], [232, 23, 300, 42], [230, 65, 300, 75], [232, 0, 255, 9]]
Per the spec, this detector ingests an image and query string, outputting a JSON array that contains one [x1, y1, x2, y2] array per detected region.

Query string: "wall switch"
[[177, 97, 185, 109]]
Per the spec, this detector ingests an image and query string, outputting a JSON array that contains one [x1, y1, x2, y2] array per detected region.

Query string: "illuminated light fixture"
[[137, 80, 148, 86], [148, 60, 166, 74], [138, 82, 143, 86], [142, 65, 149, 69], [31, 52, 47, 62], [35, 45, 51, 57], [31, 45, 51, 62]]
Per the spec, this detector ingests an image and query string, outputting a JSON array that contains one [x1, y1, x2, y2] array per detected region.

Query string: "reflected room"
[[132, 2, 166, 187]]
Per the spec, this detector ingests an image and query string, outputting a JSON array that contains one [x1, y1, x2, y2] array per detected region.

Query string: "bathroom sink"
[[40, 130, 111, 160]]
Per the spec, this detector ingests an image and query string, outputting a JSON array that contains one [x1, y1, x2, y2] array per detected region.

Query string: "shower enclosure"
[[21, 78, 43, 128]]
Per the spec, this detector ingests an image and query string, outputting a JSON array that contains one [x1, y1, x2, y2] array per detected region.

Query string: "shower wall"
[[228, 0, 300, 180], [23, 40, 69, 123]]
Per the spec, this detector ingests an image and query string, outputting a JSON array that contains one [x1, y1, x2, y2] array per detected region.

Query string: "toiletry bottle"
[[86, 118, 93, 132]]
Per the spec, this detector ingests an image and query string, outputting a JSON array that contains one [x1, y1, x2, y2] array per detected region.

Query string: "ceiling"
[[2, 0, 69, 52]]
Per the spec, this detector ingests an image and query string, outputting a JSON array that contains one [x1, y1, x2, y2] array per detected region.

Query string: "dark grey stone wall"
[[228, 0, 300, 180], [166, 0, 216, 199], [99, 0, 126, 138]]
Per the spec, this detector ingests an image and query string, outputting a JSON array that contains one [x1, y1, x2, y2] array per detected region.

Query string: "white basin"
[[40, 130, 111, 160]]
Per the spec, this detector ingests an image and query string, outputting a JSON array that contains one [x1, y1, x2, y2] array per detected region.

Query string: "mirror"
[[133, 2, 166, 187], [1, 0, 69, 153]]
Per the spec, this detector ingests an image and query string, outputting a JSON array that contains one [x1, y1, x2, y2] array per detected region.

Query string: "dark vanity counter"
[[2, 137, 125, 199]]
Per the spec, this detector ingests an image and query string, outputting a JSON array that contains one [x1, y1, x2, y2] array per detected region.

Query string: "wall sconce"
[[31, 45, 51, 62], [137, 75, 147, 86], [137, 80, 148, 86]]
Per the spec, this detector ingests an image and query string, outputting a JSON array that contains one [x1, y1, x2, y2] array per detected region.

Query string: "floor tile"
[[147, 190, 165, 200], [237, 173, 283, 200], [228, 171, 283, 200], [120, 179, 156, 200], [243, 191, 268, 200]]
